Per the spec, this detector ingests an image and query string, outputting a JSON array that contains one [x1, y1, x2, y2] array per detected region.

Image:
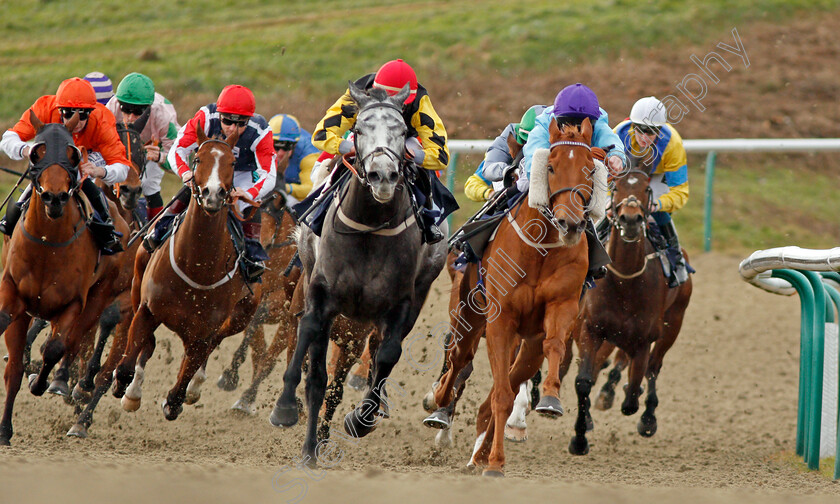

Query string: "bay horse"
[[112, 126, 262, 421], [434, 119, 598, 476], [0, 112, 131, 445], [269, 83, 447, 466], [568, 167, 692, 455]]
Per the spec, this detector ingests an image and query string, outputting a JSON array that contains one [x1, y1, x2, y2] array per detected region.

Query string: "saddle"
[[450, 187, 526, 267]]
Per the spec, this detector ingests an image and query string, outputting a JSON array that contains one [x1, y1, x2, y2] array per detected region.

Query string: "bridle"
[[189, 138, 233, 212], [538, 139, 596, 234], [347, 100, 412, 187], [609, 168, 655, 242]]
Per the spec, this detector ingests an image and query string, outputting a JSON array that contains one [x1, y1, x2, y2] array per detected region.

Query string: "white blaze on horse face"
[[628, 176, 639, 186], [205, 146, 225, 193], [569, 150, 575, 160]]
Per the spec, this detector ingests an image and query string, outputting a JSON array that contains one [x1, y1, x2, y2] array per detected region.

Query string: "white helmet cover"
[[629, 96, 668, 127]]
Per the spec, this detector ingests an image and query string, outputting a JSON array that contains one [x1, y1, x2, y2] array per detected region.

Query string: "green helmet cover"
[[516, 105, 541, 145], [115, 72, 155, 105]]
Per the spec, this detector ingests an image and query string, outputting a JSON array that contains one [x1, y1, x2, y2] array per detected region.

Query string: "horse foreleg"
[[120, 336, 156, 411], [639, 327, 679, 437], [184, 361, 207, 405], [234, 309, 294, 414], [595, 346, 624, 411], [218, 300, 269, 392], [569, 322, 606, 456], [482, 319, 517, 477], [29, 300, 82, 396], [75, 303, 122, 400], [162, 343, 214, 421], [433, 308, 484, 411], [1, 315, 31, 445], [114, 304, 159, 402], [319, 333, 364, 441], [347, 333, 372, 392], [537, 301, 579, 417], [23, 318, 48, 375], [621, 347, 649, 417]]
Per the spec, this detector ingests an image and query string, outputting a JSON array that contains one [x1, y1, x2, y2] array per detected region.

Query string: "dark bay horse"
[[568, 168, 692, 455], [269, 83, 448, 466], [0, 112, 131, 445], [112, 127, 262, 420], [434, 119, 597, 476]]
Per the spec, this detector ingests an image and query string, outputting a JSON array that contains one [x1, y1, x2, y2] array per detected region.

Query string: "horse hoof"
[[344, 409, 376, 438], [66, 423, 88, 439], [2, 355, 7, 362], [504, 425, 528, 442], [269, 404, 299, 428], [121, 395, 141, 412], [421, 389, 438, 413], [47, 379, 70, 398], [347, 373, 367, 392], [535, 396, 564, 418], [216, 371, 239, 391], [621, 401, 639, 416], [0, 438, 9, 447], [28, 374, 46, 396], [434, 428, 453, 449], [638, 415, 657, 437], [568, 435, 590, 456], [594, 390, 615, 411], [72, 383, 92, 404], [482, 469, 505, 478], [231, 398, 256, 416], [422, 410, 451, 430], [184, 391, 201, 406], [161, 400, 182, 421]]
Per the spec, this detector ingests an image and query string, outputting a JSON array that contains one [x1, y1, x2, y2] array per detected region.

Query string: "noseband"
[[539, 140, 596, 233], [610, 169, 654, 242]]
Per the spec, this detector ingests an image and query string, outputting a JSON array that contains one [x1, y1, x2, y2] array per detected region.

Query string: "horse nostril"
[[387, 171, 399, 183], [59, 193, 70, 203], [201, 187, 210, 199], [368, 172, 381, 184], [634, 214, 645, 225]]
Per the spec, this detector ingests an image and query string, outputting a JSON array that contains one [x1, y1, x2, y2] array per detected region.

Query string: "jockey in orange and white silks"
[[155, 84, 276, 282], [614, 96, 691, 287]]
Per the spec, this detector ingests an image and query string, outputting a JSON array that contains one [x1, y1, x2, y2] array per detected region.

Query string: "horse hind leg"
[[218, 301, 269, 392], [162, 343, 215, 421], [621, 348, 649, 417], [233, 316, 289, 415], [1, 315, 32, 445], [318, 330, 364, 442], [23, 318, 48, 375], [347, 334, 372, 392], [595, 347, 626, 411], [118, 335, 156, 411], [73, 303, 121, 403], [184, 362, 207, 405]]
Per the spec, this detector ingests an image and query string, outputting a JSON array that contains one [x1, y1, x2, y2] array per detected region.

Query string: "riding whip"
[[125, 184, 190, 249], [0, 165, 31, 214]]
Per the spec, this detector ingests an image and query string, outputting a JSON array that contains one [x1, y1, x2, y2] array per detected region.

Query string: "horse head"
[[529, 117, 596, 245], [191, 125, 239, 213], [611, 161, 653, 243], [27, 110, 82, 219], [114, 109, 150, 210], [347, 81, 410, 203]]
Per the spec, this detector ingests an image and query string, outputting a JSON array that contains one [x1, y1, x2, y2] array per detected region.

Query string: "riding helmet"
[[115, 72, 156, 105], [514, 105, 543, 145], [269, 114, 302, 143], [55, 78, 98, 109], [84, 71, 114, 105], [552, 83, 601, 121], [372, 59, 418, 104], [630, 96, 668, 127], [217, 85, 255, 118]]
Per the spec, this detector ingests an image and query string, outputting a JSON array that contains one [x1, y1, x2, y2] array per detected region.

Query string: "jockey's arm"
[[465, 171, 493, 202], [656, 137, 689, 213], [286, 151, 317, 200], [479, 123, 517, 182], [245, 132, 277, 201], [591, 109, 627, 169], [409, 95, 450, 172], [0, 130, 30, 160], [1, 99, 54, 159], [311, 91, 357, 155], [91, 113, 131, 184]]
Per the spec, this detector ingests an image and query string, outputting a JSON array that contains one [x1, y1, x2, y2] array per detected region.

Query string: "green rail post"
[[446, 153, 458, 233], [771, 269, 814, 460], [802, 270, 826, 470], [703, 151, 716, 252], [820, 272, 840, 480]]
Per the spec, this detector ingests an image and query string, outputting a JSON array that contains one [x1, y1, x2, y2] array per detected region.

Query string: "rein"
[[168, 217, 243, 290], [605, 251, 662, 280]]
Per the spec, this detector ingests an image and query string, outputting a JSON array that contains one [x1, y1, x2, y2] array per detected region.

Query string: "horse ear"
[[196, 121, 208, 145], [29, 143, 45, 166], [64, 111, 80, 133], [130, 106, 151, 133], [347, 80, 369, 108], [506, 131, 522, 159], [548, 117, 561, 142], [224, 127, 240, 148], [392, 83, 411, 106], [28, 109, 44, 132], [580, 117, 593, 144]]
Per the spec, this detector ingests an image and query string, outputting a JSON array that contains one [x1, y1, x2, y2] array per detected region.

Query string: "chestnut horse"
[[112, 127, 262, 420], [434, 119, 597, 476], [568, 168, 692, 455], [0, 112, 131, 445]]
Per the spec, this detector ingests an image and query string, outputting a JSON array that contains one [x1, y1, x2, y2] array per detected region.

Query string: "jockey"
[[159, 84, 276, 283], [614, 96, 690, 287], [84, 71, 114, 105], [311, 59, 457, 244], [0, 77, 129, 254], [521, 84, 627, 280], [464, 104, 546, 202], [268, 113, 318, 202], [107, 72, 180, 220]]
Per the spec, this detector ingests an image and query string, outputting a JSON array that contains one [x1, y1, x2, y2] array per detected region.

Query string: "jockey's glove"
[[338, 139, 354, 155], [405, 136, 425, 166]]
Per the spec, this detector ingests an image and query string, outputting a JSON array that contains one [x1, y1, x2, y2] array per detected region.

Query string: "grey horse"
[[269, 82, 448, 466]]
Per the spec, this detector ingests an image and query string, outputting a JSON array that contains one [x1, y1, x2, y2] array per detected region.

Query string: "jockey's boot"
[[595, 216, 611, 243], [660, 219, 688, 288], [146, 191, 164, 221], [0, 185, 30, 236], [81, 178, 124, 255], [415, 168, 444, 245], [142, 187, 190, 253], [241, 213, 269, 283], [585, 217, 610, 280]]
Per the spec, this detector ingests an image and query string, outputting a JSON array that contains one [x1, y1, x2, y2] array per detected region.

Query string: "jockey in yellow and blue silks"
[[614, 96, 690, 287], [268, 113, 318, 202], [464, 105, 547, 202]]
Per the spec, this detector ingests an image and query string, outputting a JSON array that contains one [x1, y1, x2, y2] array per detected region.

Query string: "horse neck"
[[23, 192, 83, 241], [607, 223, 649, 273], [340, 176, 407, 226], [174, 198, 234, 272]]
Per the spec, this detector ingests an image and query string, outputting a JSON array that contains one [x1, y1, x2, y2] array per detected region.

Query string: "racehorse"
[[0, 112, 131, 445], [269, 83, 447, 466], [112, 126, 262, 421], [433, 118, 598, 476], [568, 166, 692, 455]]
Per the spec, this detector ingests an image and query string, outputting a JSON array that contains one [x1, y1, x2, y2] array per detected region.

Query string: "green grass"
[[772, 451, 837, 480], [1, 0, 838, 122]]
